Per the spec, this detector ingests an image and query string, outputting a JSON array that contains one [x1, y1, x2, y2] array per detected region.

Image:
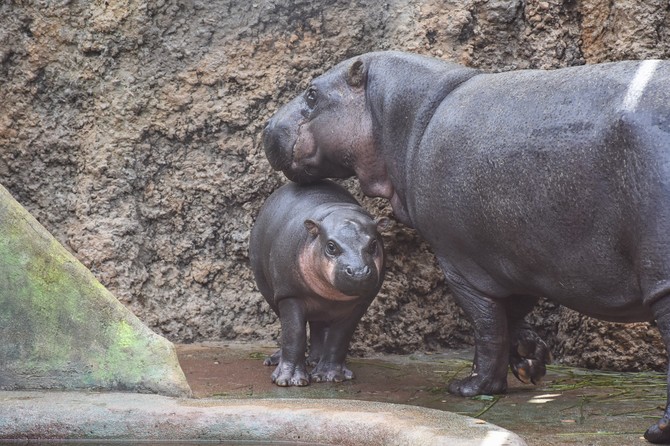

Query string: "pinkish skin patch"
[[298, 240, 363, 302], [373, 248, 384, 282], [291, 123, 317, 170]]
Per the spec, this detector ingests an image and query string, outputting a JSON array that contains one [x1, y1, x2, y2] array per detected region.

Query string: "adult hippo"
[[262, 51, 670, 443]]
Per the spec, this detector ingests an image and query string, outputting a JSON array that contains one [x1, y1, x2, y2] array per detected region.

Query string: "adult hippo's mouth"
[[262, 121, 294, 173], [287, 123, 319, 182], [263, 118, 320, 184]]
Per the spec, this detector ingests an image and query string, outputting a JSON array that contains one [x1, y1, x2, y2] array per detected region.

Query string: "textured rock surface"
[[0, 184, 191, 397], [1, 0, 669, 371]]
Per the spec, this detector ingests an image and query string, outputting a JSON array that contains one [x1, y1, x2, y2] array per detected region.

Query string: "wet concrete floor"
[[176, 342, 666, 446]]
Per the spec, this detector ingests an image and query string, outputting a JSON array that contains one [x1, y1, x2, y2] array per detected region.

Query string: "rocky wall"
[[1, 0, 669, 370]]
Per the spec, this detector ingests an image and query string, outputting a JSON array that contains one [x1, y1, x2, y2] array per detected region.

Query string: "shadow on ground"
[[177, 342, 664, 446]]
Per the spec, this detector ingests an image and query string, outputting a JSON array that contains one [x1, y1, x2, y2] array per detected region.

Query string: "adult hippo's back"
[[262, 51, 670, 443]]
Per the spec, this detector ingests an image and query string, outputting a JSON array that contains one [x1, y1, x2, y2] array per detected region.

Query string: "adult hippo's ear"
[[304, 219, 321, 236], [346, 59, 367, 88]]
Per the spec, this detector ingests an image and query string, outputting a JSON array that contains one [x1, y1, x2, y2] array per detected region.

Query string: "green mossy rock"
[[0, 184, 191, 397]]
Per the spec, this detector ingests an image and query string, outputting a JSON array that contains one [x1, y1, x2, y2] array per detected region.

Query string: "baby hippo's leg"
[[272, 298, 309, 387], [307, 321, 326, 367], [310, 305, 367, 383]]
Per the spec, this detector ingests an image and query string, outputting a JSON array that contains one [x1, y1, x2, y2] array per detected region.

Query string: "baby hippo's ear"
[[304, 219, 321, 236], [347, 59, 367, 88], [375, 217, 393, 232]]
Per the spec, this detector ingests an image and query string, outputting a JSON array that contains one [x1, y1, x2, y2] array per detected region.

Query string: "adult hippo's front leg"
[[443, 266, 510, 396]]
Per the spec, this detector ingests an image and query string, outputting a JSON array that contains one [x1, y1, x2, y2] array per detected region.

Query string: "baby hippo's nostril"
[[345, 265, 371, 278]]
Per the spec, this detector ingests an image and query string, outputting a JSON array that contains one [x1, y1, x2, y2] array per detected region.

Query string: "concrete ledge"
[[0, 391, 526, 445]]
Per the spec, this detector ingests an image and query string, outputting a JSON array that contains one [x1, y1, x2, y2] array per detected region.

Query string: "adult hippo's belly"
[[262, 51, 670, 443], [408, 62, 666, 323]]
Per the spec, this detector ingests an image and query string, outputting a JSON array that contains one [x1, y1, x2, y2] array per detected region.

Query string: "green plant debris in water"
[[539, 364, 667, 423], [249, 351, 268, 360], [546, 365, 666, 393]]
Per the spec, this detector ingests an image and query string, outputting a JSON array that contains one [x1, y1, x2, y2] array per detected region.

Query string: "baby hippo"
[[250, 180, 387, 387]]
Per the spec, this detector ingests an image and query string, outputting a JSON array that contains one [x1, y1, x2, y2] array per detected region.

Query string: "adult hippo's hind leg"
[[507, 296, 551, 385], [444, 268, 510, 396], [644, 295, 670, 444]]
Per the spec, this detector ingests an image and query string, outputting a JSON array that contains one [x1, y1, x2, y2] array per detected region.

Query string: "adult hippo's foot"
[[646, 296, 670, 444], [645, 415, 670, 444], [310, 361, 354, 383], [509, 324, 551, 385], [271, 359, 309, 387], [448, 373, 507, 397]]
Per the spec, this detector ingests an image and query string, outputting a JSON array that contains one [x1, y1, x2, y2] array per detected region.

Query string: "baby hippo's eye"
[[368, 239, 378, 254], [325, 240, 340, 256], [305, 88, 318, 108]]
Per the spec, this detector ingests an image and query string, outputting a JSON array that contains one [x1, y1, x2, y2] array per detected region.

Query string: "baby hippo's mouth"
[[334, 267, 379, 297]]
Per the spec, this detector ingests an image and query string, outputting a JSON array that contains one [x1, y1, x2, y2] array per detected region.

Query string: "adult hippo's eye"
[[325, 240, 340, 256], [305, 88, 318, 108]]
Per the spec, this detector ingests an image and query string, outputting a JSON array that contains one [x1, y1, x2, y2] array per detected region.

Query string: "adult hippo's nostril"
[[345, 266, 354, 276]]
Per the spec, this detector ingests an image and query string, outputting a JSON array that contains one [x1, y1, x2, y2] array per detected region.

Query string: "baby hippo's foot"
[[509, 326, 551, 385], [645, 415, 670, 444], [448, 373, 507, 397], [306, 352, 321, 367], [263, 349, 281, 366], [310, 361, 354, 383], [271, 360, 309, 387]]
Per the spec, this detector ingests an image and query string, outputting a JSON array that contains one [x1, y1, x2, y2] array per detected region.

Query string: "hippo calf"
[[262, 51, 670, 442], [249, 180, 387, 386]]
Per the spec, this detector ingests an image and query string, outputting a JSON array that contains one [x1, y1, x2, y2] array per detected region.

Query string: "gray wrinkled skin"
[[249, 180, 385, 387], [263, 51, 670, 443]]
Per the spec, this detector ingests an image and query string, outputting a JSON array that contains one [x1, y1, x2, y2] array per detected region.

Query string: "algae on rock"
[[0, 184, 191, 397]]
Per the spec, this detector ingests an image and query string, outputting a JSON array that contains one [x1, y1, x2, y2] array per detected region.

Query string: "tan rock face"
[[1, 0, 668, 370]]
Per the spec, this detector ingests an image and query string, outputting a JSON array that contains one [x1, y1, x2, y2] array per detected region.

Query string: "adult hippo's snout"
[[262, 112, 297, 176], [262, 115, 321, 184], [262, 93, 324, 184]]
